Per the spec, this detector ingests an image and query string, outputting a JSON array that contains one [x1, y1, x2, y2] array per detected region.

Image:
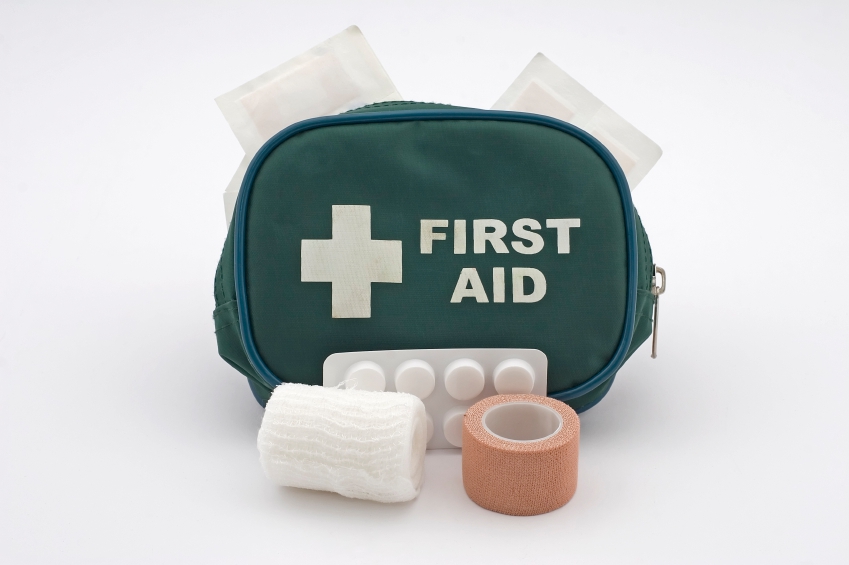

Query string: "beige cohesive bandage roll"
[[258, 383, 427, 503], [462, 394, 580, 516]]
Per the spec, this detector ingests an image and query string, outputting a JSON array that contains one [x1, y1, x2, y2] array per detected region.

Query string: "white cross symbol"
[[301, 205, 402, 318]]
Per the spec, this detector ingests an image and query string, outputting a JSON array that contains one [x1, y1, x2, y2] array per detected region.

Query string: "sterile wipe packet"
[[223, 154, 250, 226], [217, 25, 402, 155], [491, 53, 662, 189], [218, 26, 402, 225]]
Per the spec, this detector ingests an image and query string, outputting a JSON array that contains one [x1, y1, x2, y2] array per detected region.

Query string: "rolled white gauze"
[[258, 383, 427, 503]]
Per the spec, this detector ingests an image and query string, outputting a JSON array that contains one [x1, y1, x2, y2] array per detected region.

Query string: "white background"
[[1, 1, 847, 563]]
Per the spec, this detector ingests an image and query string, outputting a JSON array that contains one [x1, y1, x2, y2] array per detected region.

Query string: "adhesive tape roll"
[[462, 394, 580, 516]]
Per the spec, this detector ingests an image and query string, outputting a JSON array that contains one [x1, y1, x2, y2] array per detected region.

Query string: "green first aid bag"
[[213, 101, 658, 413]]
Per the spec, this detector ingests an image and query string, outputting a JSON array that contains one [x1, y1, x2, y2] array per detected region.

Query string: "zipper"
[[347, 100, 458, 112], [650, 265, 666, 358]]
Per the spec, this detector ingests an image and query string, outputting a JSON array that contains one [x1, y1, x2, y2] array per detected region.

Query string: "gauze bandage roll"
[[462, 394, 580, 516], [258, 383, 427, 503]]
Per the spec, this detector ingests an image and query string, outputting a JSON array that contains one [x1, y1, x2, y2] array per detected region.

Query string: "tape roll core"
[[463, 394, 580, 516], [482, 402, 563, 442]]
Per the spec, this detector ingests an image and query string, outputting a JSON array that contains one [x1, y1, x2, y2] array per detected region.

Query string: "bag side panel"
[[563, 374, 617, 413], [214, 221, 273, 403], [625, 209, 655, 359], [562, 210, 653, 411]]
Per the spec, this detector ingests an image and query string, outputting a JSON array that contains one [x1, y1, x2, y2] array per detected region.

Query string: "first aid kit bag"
[[213, 101, 657, 413]]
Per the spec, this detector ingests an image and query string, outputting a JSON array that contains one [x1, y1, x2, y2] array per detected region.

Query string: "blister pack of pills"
[[217, 26, 402, 225], [492, 53, 662, 189], [323, 349, 548, 449]]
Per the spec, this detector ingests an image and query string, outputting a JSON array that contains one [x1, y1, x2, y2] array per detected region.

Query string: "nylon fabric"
[[245, 118, 627, 392], [212, 103, 657, 411]]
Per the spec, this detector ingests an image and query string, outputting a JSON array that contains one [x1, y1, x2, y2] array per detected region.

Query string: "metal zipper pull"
[[650, 265, 666, 359]]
